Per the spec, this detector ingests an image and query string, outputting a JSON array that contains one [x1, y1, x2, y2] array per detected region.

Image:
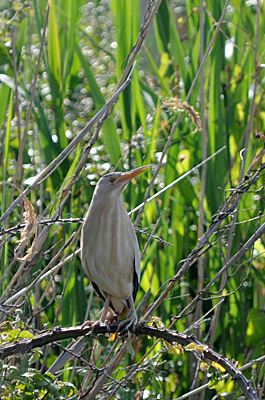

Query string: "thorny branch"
[[0, 218, 172, 247], [0, 324, 258, 400]]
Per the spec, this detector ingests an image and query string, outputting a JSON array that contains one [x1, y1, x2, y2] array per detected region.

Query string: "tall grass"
[[0, 0, 265, 398]]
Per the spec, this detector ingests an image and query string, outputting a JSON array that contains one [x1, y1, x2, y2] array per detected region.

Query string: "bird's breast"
[[81, 199, 139, 300]]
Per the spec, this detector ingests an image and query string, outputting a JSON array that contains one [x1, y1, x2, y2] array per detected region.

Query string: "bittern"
[[81, 165, 149, 329]]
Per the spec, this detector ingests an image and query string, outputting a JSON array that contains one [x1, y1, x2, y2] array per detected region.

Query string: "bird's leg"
[[82, 296, 111, 332], [80, 319, 100, 332], [117, 295, 137, 332], [126, 295, 138, 331], [100, 295, 111, 331], [115, 296, 137, 356]]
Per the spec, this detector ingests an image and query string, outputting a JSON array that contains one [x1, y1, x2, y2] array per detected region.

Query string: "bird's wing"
[[91, 281, 105, 303], [132, 266, 139, 302], [91, 281, 115, 311], [132, 247, 141, 302]]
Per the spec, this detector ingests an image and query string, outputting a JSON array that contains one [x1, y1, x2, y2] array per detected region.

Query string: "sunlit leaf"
[[164, 340, 183, 355], [200, 362, 209, 371]]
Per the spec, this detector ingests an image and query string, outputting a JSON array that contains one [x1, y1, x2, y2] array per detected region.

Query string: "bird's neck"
[[90, 192, 126, 215]]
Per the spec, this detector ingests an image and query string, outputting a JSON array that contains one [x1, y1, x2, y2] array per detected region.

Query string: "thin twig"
[[140, 209, 167, 260], [129, 146, 226, 215]]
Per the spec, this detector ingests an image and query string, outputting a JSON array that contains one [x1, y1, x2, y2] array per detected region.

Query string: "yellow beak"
[[117, 165, 150, 183]]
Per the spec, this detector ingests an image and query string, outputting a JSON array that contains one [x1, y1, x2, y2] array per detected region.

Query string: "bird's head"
[[94, 165, 149, 198]]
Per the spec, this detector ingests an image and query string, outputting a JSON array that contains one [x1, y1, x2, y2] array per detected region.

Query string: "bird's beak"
[[117, 165, 150, 183]]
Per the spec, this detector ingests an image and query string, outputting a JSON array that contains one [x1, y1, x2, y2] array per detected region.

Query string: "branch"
[[1, 218, 172, 247], [0, 323, 257, 400]]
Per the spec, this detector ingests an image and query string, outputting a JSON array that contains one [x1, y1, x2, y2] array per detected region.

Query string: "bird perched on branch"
[[81, 165, 149, 329]]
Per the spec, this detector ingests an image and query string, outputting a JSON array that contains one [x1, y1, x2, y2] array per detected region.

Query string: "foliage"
[[0, 0, 265, 398], [0, 361, 77, 399]]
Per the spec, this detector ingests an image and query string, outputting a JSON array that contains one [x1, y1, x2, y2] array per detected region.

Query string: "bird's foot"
[[103, 319, 111, 332], [80, 320, 97, 331], [109, 309, 137, 356], [81, 319, 113, 336], [117, 308, 137, 333]]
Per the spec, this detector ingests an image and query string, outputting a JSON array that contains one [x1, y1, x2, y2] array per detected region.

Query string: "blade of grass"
[[75, 43, 122, 166]]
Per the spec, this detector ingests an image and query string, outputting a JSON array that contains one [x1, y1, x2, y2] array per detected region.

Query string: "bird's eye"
[[109, 177, 115, 183]]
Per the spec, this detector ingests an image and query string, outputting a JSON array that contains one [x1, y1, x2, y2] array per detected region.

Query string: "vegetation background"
[[0, 0, 265, 398]]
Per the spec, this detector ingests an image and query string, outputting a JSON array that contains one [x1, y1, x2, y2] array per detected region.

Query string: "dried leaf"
[[150, 317, 165, 329], [212, 361, 226, 372], [162, 98, 202, 133], [12, 185, 38, 262], [109, 331, 121, 341], [109, 333, 116, 341]]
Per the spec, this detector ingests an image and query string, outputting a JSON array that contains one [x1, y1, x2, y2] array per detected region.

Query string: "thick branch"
[[0, 323, 257, 400]]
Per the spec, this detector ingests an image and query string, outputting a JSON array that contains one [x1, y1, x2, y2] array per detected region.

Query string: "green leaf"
[[246, 308, 265, 347], [75, 43, 122, 166], [17, 330, 35, 340]]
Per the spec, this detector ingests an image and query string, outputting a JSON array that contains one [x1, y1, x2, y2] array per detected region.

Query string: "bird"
[[81, 165, 149, 329]]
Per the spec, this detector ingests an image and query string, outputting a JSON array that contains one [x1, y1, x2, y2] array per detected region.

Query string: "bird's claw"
[[103, 319, 111, 332], [117, 313, 137, 334], [80, 320, 97, 331]]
